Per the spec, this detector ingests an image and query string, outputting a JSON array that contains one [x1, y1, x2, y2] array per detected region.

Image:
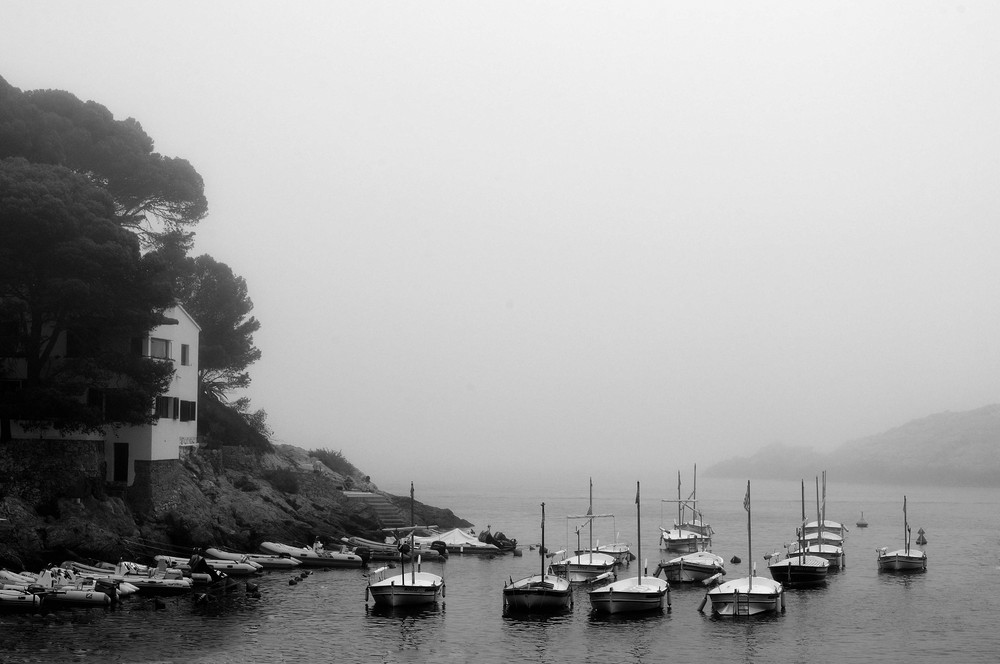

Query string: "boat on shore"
[[877, 496, 927, 572], [589, 482, 670, 614], [205, 547, 302, 569], [503, 502, 572, 613], [259, 541, 365, 568]]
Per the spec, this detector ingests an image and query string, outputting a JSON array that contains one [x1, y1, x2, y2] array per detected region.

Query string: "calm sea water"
[[2, 477, 998, 663]]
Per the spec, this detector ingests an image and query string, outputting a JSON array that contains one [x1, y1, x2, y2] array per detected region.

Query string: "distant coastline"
[[704, 404, 1000, 487]]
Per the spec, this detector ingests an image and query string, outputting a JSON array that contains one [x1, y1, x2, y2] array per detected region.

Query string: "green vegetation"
[[309, 448, 360, 478]]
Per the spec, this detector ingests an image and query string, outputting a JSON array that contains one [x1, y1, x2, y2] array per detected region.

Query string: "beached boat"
[[655, 551, 726, 584], [155, 554, 262, 577], [259, 541, 365, 568], [503, 502, 572, 613], [205, 547, 302, 569], [877, 496, 927, 572], [366, 482, 445, 607], [704, 481, 784, 616], [589, 482, 670, 614], [660, 466, 713, 553]]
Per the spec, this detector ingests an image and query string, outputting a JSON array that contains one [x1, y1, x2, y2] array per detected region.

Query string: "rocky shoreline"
[[0, 443, 471, 570]]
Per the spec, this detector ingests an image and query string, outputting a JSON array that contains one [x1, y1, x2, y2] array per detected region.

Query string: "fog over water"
[[4, 2, 1000, 489]]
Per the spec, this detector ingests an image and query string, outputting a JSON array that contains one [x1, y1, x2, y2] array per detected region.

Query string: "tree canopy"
[[0, 157, 175, 441], [0, 75, 207, 249]]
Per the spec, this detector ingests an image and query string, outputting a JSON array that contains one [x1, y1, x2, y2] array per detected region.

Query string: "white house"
[[104, 304, 201, 485]]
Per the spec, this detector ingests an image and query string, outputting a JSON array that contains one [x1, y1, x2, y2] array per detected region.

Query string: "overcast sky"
[[4, 2, 998, 493]]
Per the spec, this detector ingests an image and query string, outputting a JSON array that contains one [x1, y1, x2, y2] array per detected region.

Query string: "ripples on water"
[[2, 479, 999, 663]]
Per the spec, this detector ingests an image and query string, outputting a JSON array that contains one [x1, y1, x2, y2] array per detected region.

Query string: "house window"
[[179, 400, 197, 422], [150, 338, 171, 360], [154, 396, 172, 419], [181, 344, 190, 366]]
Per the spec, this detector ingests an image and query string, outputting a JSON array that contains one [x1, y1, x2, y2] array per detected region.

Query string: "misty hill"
[[705, 404, 1000, 487]]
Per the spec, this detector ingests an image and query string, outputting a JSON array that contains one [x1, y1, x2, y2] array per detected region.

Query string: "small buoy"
[[730, 555, 741, 564], [513, 549, 522, 557], [153, 598, 166, 610], [289, 579, 297, 585]]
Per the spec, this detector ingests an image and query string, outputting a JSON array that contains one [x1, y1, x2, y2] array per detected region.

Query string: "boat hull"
[[659, 530, 712, 554], [503, 575, 573, 612], [877, 550, 927, 572], [707, 577, 784, 616], [656, 552, 725, 583], [767, 556, 829, 587], [550, 553, 617, 583], [367, 571, 444, 607], [589, 577, 669, 614]]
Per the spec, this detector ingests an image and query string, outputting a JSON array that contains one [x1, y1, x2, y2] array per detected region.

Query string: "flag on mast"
[[743, 483, 751, 512]]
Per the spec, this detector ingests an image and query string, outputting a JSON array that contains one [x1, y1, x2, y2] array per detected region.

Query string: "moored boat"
[[660, 466, 713, 553], [503, 502, 572, 613], [589, 482, 670, 614], [655, 551, 726, 584], [366, 483, 446, 608], [704, 481, 784, 617], [877, 496, 927, 572], [551, 479, 616, 583]]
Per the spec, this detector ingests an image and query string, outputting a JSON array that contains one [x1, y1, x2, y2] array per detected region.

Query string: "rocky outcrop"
[[0, 442, 471, 570]]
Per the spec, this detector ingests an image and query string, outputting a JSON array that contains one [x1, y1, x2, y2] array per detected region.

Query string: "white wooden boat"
[[660, 466, 713, 553], [877, 496, 927, 572], [552, 479, 616, 583], [655, 551, 726, 584], [366, 482, 445, 607], [205, 547, 302, 569], [704, 481, 784, 617], [590, 482, 670, 614], [259, 541, 364, 568], [503, 502, 572, 613]]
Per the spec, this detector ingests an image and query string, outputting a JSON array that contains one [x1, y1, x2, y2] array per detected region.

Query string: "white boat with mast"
[[502, 502, 573, 613], [550, 478, 617, 583], [767, 480, 830, 587], [877, 496, 927, 572], [366, 482, 446, 607], [654, 550, 726, 584], [703, 481, 784, 616], [571, 478, 633, 565], [589, 481, 670, 614], [788, 475, 845, 569], [660, 466, 713, 553]]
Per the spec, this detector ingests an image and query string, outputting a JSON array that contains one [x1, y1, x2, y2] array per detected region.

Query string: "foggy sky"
[[4, 2, 999, 493]]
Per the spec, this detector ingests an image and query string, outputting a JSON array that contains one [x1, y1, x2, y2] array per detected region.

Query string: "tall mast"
[[903, 495, 909, 555], [588, 477, 594, 563], [745, 480, 752, 590], [636, 481, 642, 584], [540, 502, 546, 578], [409, 481, 415, 585]]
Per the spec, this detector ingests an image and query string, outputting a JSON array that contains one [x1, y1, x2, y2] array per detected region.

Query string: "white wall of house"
[[104, 304, 201, 484]]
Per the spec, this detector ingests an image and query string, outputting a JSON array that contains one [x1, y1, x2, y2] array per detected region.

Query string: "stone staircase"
[[343, 491, 407, 529]]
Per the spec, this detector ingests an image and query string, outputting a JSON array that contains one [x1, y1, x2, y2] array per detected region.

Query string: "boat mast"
[[903, 495, 909, 555], [409, 482, 415, 585], [636, 481, 642, 584], [676, 471, 682, 527], [588, 477, 594, 563], [800, 479, 806, 564], [745, 480, 752, 590], [540, 502, 546, 579]]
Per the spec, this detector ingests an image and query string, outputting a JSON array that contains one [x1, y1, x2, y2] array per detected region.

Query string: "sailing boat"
[[789, 474, 845, 569], [366, 483, 446, 607], [660, 465, 713, 553], [877, 496, 927, 572], [704, 481, 784, 616], [502, 502, 573, 612], [856, 511, 869, 528], [768, 480, 829, 587], [550, 479, 617, 583], [589, 481, 670, 614]]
